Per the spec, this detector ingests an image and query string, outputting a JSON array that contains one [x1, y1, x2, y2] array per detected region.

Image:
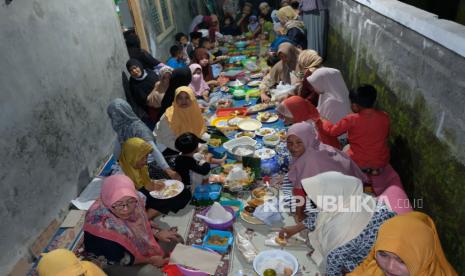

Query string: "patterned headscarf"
[[83, 175, 163, 263]]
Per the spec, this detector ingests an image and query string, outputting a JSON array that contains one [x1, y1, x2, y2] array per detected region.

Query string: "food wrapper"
[[235, 231, 258, 263], [264, 232, 307, 248]]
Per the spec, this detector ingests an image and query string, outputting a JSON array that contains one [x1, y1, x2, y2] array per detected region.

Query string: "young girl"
[[189, 63, 210, 103], [248, 15, 261, 37]]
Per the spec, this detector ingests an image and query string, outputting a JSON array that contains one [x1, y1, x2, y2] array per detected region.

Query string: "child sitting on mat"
[[316, 84, 390, 175], [174, 132, 226, 187]]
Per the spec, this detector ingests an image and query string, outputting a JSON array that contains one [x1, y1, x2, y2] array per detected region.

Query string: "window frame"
[[151, 0, 175, 43]]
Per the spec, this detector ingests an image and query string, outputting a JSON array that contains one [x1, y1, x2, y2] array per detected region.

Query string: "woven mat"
[[185, 207, 233, 276]]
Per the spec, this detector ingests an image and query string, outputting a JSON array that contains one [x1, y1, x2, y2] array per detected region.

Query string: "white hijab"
[[302, 171, 376, 273], [307, 68, 352, 124]]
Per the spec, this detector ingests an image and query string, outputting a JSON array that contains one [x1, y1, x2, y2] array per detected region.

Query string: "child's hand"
[[205, 153, 213, 163]]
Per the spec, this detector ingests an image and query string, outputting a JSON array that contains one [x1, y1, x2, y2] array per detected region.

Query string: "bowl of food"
[[200, 206, 236, 230], [255, 127, 276, 137], [255, 148, 276, 160], [214, 98, 233, 109], [230, 144, 256, 161], [235, 131, 256, 139], [223, 136, 257, 153], [253, 249, 298, 276], [263, 134, 280, 147], [256, 112, 279, 123]]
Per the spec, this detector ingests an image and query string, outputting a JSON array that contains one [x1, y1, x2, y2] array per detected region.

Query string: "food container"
[[220, 199, 244, 218], [215, 107, 247, 117], [202, 229, 234, 253], [200, 206, 236, 230], [230, 145, 255, 161], [223, 136, 257, 153], [263, 134, 280, 147], [192, 183, 223, 201]]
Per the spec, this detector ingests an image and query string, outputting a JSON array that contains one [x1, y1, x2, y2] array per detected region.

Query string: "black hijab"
[[126, 59, 159, 110], [157, 67, 192, 121]]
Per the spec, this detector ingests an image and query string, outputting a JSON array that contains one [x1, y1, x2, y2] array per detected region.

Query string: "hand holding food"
[[147, 180, 165, 191]]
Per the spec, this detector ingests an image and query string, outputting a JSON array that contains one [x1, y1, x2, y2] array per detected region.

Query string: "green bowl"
[[233, 89, 246, 99]]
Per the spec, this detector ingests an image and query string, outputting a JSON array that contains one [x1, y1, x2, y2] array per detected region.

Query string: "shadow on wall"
[[326, 26, 465, 274]]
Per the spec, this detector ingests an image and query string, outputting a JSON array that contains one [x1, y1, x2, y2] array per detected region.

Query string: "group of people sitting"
[[35, 2, 457, 276]]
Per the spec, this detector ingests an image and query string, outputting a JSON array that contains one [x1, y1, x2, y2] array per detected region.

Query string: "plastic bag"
[[235, 231, 258, 263]]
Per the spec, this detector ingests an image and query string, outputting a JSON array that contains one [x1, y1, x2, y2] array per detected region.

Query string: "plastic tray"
[[202, 229, 234, 253], [215, 107, 247, 117]]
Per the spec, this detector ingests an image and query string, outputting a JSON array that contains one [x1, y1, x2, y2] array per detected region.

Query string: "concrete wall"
[[326, 0, 465, 273], [0, 0, 128, 274]]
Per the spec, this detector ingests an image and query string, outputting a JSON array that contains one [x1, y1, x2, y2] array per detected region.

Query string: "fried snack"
[[247, 198, 264, 208], [275, 236, 287, 246], [244, 205, 256, 213]]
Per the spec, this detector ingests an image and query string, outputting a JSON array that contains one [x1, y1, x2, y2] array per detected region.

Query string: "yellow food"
[[247, 198, 264, 208], [275, 236, 287, 246], [207, 235, 228, 246], [208, 138, 222, 147]]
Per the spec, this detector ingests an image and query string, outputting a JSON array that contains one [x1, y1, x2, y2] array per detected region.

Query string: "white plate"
[[228, 117, 245, 127], [238, 119, 262, 131], [149, 180, 184, 199], [247, 80, 261, 87], [254, 148, 276, 160], [253, 250, 299, 276], [256, 112, 279, 123], [255, 127, 276, 137]]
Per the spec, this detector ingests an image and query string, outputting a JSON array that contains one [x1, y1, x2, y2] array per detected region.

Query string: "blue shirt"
[[166, 57, 187, 69]]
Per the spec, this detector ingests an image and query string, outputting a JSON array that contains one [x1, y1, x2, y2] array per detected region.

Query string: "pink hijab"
[[287, 122, 366, 190], [83, 175, 163, 263], [189, 63, 210, 97], [307, 68, 352, 124]]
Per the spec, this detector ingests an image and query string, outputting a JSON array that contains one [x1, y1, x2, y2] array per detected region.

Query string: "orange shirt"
[[318, 109, 390, 168]]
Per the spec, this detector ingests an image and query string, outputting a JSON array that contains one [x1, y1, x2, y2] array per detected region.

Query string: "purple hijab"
[[287, 122, 366, 190]]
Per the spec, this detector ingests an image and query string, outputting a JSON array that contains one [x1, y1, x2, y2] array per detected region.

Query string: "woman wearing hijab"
[[157, 67, 192, 121], [259, 2, 273, 21], [154, 86, 206, 152], [281, 122, 366, 221], [37, 249, 106, 276], [260, 42, 300, 102], [280, 171, 395, 276], [349, 212, 457, 276], [300, 0, 328, 59], [277, 96, 341, 149], [147, 66, 173, 109], [84, 175, 183, 275], [276, 6, 307, 49], [126, 59, 160, 130], [308, 67, 352, 124], [119, 138, 191, 218], [189, 63, 210, 102], [124, 31, 161, 71], [295, 49, 323, 105], [107, 98, 180, 181], [191, 48, 214, 82]]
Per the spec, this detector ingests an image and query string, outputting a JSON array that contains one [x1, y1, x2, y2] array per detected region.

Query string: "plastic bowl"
[[263, 134, 280, 147], [235, 41, 248, 49], [200, 206, 235, 230]]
